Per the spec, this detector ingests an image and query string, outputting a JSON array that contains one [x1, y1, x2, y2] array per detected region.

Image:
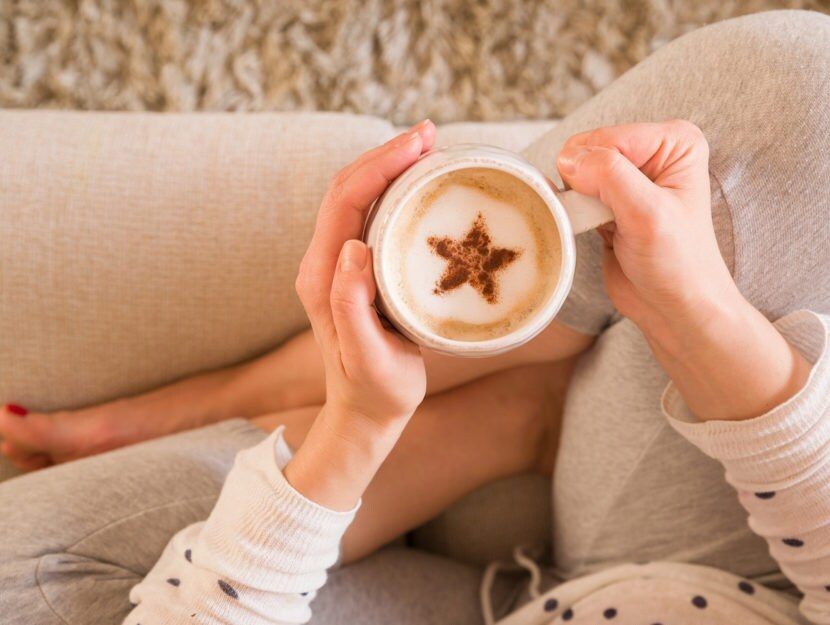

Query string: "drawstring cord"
[[481, 546, 544, 625]]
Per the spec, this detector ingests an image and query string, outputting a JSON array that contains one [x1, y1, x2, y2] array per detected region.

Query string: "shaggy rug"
[[1, 0, 828, 123]]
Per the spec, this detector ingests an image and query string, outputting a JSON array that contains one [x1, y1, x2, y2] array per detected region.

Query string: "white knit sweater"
[[124, 310, 830, 625]]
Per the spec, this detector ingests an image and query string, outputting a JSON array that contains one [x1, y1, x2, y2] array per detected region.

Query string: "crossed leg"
[[0, 361, 567, 625]]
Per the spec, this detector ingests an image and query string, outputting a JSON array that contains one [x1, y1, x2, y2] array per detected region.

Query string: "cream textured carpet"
[[1, 0, 829, 123]]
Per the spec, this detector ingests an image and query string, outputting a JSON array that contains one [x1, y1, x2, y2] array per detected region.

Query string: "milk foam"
[[385, 168, 561, 341]]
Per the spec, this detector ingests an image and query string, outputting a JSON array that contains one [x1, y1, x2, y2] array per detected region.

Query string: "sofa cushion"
[[1, 111, 395, 411]]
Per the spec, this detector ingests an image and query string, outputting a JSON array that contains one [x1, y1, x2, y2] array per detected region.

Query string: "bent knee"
[[0, 551, 138, 624], [650, 10, 830, 138], [692, 10, 830, 56]]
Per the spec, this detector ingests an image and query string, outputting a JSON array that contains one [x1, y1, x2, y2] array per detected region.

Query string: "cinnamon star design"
[[427, 213, 522, 304]]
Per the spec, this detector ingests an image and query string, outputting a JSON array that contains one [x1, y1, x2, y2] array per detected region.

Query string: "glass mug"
[[362, 144, 614, 357]]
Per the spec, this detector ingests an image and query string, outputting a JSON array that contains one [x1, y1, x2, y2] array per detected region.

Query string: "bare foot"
[[0, 401, 159, 471]]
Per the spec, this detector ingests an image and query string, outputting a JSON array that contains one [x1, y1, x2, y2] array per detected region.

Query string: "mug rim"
[[370, 144, 577, 357]]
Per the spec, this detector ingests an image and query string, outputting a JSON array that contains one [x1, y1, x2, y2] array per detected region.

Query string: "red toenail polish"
[[6, 404, 28, 417]]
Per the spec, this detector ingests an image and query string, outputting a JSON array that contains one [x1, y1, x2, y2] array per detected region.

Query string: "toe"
[[0, 440, 52, 471], [0, 406, 55, 453]]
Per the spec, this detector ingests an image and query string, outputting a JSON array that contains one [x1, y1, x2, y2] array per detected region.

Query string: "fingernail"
[[557, 146, 591, 176], [5, 404, 28, 417], [340, 240, 368, 273]]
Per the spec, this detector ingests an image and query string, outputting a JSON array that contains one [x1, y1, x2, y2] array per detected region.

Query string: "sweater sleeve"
[[662, 310, 830, 625], [123, 426, 359, 625]]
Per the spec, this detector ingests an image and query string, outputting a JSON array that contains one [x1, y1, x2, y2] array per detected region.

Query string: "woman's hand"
[[557, 120, 734, 339], [286, 121, 436, 510], [295, 125, 433, 428], [557, 121, 811, 421]]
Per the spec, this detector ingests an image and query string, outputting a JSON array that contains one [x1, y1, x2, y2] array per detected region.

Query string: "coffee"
[[384, 168, 562, 342]]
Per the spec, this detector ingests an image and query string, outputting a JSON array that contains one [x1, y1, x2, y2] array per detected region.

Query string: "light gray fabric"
[[0, 420, 490, 625], [0, 420, 264, 624], [519, 8, 830, 586]]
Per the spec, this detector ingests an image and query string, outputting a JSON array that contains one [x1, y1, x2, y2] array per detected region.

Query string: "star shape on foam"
[[427, 212, 522, 304]]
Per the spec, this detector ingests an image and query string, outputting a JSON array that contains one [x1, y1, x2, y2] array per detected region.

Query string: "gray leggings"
[[2, 10, 830, 625], [0, 421, 488, 625]]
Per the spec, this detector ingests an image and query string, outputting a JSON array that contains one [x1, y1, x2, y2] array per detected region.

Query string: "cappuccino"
[[385, 168, 562, 342]]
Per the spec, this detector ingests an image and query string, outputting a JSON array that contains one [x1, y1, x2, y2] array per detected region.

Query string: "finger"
[[297, 125, 433, 350], [560, 120, 709, 189], [337, 120, 435, 182], [601, 244, 635, 309], [317, 129, 424, 243], [556, 144, 662, 228], [0, 440, 51, 472], [0, 406, 42, 451], [329, 240, 391, 377]]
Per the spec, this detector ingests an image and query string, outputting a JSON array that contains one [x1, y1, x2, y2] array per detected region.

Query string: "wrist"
[[321, 401, 410, 453], [283, 403, 408, 512], [642, 285, 752, 363], [643, 292, 811, 422]]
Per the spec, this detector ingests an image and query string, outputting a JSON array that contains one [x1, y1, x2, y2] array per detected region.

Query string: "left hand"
[[295, 122, 436, 431], [286, 122, 436, 511]]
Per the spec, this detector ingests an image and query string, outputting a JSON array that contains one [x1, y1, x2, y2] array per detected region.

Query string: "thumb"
[[557, 145, 663, 228], [329, 240, 387, 374]]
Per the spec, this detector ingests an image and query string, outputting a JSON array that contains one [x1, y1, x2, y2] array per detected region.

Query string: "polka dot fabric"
[[124, 427, 356, 624], [495, 563, 804, 625], [662, 311, 830, 624]]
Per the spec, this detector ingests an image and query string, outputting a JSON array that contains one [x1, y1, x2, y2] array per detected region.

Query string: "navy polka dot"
[[692, 595, 708, 608], [218, 580, 239, 599], [738, 581, 755, 595], [603, 607, 617, 619], [166, 578, 180, 587], [185, 549, 192, 562], [562, 608, 573, 621], [754, 491, 776, 500], [783, 538, 804, 547], [300, 591, 309, 596], [544, 598, 558, 612]]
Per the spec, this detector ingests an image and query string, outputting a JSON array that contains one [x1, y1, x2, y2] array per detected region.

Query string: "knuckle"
[[332, 166, 351, 188], [326, 180, 345, 207], [329, 291, 360, 316], [669, 119, 706, 143], [669, 119, 710, 161], [594, 149, 625, 176], [638, 211, 671, 245], [295, 267, 323, 312], [326, 169, 352, 201], [584, 128, 608, 146], [294, 273, 307, 300], [562, 130, 589, 150], [294, 262, 310, 297]]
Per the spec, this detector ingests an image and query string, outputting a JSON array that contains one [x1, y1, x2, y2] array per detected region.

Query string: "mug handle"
[[557, 189, 615, 235]]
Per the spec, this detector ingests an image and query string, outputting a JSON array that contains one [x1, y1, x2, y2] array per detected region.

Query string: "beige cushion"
[[2, 111, 393, 410]]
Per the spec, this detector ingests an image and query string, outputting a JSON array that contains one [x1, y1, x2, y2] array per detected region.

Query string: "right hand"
[[295, 121, 436, 432], [556, 120, 738, 343], [556, 121, 811, 424]]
